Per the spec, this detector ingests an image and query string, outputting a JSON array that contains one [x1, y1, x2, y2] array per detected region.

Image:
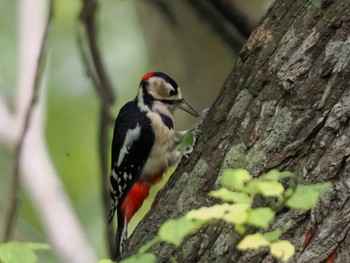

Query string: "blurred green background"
[[0, 0, 272, 261]]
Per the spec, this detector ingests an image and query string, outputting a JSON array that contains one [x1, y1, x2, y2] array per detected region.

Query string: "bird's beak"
[[176, 99, 199, 117]]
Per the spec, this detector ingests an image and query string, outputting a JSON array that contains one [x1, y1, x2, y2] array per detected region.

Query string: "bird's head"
[[137, 72, 199, 117]]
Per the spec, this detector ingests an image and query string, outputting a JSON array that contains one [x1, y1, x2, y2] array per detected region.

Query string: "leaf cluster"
[[101, 169, 330, 263]]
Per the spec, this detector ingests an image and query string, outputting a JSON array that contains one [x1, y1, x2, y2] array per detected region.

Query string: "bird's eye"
[[169, 89, 177, 96]]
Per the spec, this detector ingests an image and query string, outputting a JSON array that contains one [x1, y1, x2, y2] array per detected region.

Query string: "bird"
[[109, 72, 199, 259]]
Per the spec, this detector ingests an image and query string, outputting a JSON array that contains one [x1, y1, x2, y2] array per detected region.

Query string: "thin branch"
[[3, 0, 54, 242], [79, 0, 115, 108], [145, 0, 248, 52], [77, 1, 101, 90], [208, 0, 256, 39], [188, 0, 258, 53], [76, 23, 101, 90], [188, 0, 248, 52], [77, 0, 116, 257], [86, 11, 115, 106]]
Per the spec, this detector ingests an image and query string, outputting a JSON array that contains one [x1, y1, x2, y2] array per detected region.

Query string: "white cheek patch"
[[117, 123, 141, 167]]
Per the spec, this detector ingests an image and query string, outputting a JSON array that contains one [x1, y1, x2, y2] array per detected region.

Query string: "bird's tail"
[[114, 209, 127, 260], [108, 201, 116, 229]]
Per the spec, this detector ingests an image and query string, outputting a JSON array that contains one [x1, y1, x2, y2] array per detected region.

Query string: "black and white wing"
[[109, 100, 154, 221]]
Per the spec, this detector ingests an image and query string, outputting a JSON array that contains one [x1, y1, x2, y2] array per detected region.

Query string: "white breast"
[[140, 111, 175, 180]]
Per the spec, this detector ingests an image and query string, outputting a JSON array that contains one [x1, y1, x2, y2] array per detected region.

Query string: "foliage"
[[106, 169, 330, 263], [0, 242, 50, 263]]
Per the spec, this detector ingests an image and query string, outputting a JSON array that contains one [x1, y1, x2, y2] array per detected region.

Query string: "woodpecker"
[[109, 72, 199, 259]]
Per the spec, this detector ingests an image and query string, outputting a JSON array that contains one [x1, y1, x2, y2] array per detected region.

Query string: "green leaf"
[[284, 188, 294, 198], [221, 169, 252, 191], [222, 204, 250, 225], [186, 203, 250, 228], [247, 208, 275, 228], [233, 224, 246, 234], [237, 233, 270, 250], [159, 217, 204, 246], [186, 204, 232, 220], [209, 188, 252, 204], [310, 183, 331, 191], [246, 180, 285, 197], [260, 169, 293, 181], [269, 240, 295, 262], [182, 132, 194, 146], [0, 242, 50, 263], [286, 183, 330, 210], [120, 253, 156, 263], [262, 229, 282, 242]]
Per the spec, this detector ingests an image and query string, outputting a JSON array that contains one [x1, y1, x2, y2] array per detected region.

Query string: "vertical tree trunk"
[[125, 0, 350, 262]]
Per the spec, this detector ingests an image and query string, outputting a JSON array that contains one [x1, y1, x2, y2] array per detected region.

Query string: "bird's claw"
[[182, 145, 193, 158]]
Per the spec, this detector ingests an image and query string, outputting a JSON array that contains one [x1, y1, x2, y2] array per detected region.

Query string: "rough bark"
[[125, 0, 350, 262]]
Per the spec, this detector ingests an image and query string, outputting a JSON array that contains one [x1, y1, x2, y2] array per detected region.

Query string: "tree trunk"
[[125, 0, 350, 262]]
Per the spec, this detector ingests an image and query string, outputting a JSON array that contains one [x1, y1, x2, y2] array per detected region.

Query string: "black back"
[[110, 99, 155, 205]]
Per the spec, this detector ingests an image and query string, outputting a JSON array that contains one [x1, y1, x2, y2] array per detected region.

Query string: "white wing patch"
[[117, 123, 142, 167]]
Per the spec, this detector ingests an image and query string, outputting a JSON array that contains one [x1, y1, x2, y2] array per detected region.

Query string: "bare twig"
[[146, 0, 249, 51], [76, 23, 101, 91], [77, 0, 116, 257], [79, 0, 115, 107], [208, 0, 256, 38], [147, 0, 254, 51], [187, 0, 248, 52], [3, 0, 54, 242]]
